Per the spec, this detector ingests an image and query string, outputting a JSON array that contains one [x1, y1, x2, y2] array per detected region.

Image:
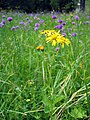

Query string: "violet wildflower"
[[62, 22, 66, 26], [2, 19, 5, 24], [19, 21, 24, 25], [25, 17, 29, 20], [58, 19, 63, 23], [75, 15, 79, 21], [39, 20, 44, 24], [71, 32, 77, 37], [52, 15, 57, 19], [34, 27, 38, 31], [62, 33, 66, 37], [87, 16, 90, 19], [16, 26, 19, 29], [0, 23, 4, 27], [11, 26, 15, 30], [54, 25, 58, 29], [7, 17, 12, 22], [27, 20, 32, 24], [57, 24, 63, 29], [68, 28, 72, 31], [56, 47, 59, 52], [72, 21, 75, 25], [35, 23, 40, 27]]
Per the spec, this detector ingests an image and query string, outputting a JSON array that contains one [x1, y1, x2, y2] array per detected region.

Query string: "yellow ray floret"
[[40, 30, 70, 47]]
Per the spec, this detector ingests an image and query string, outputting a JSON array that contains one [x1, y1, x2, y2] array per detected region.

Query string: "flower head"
[[36, 45, 44, 51], [0, 22, 4, 27], [35, 23, 40, 27], [52, 15, 57, 19], [56, 47, 59, 52], [34, 27, 38, 31], [11, 26, 15, 30], [19, 21, 24, 25], [58, 19, 63, 23], [41, 30, 70, 47], [75, 15, 79, 21], [7, 17, 12, 22], [71, 32, 77, 37], [2, 19, 5, 24]]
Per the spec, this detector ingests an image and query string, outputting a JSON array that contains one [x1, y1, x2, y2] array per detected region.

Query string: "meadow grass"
[[0, 10, 90, 120]]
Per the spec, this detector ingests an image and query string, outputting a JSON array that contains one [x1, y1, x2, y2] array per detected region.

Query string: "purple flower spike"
[[52, 15, 57, 19], [7, 17, 12, 22], [75, 15, 79, 21]]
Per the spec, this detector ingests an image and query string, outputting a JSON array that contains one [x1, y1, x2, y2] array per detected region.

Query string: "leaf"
[[71, 106, 86, 119], [54, 95, 64, 104]]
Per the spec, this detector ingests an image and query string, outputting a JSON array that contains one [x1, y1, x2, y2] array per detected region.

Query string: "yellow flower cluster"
[[40, 30, 70, 48]]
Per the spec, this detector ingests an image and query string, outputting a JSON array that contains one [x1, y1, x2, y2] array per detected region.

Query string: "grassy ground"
[[0, 9, 90, 120]]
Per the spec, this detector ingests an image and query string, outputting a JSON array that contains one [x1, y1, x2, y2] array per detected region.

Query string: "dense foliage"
[[0, 0, 78, 12]]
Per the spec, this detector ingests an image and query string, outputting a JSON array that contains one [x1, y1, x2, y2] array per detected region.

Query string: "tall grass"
[[0, 10, 90, 120]]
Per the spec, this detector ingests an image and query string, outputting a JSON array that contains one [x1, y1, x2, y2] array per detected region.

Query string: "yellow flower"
[[40, 30, 70, 47], [36, 45, 44, 51]]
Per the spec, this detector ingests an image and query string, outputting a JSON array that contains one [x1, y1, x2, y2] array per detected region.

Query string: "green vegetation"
[[0, 10, 90, 120]]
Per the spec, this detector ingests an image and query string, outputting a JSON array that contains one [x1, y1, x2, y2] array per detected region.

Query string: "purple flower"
[[54, 25, 58, 29], [39, 20, 44, 24], [16, 26, 19, 29], [7, 17, 12, 22], [19, 21, 24, 25], [11, 26, 15, 30], [34, 27, 38, 31], [57, 24, 63, 29], [27, 20, 32, 24], [75, 15, 79, 21], [71, 32, 77, 37], [56, 47, 59, 52], [58, 19, 63, 23], [0, 23, 4, 27], [52, 15, 57, 19], [35, 23, 40, 27], [25, 17, 29, 20], [2, 19, 5, 24], [87, 16, 90, 19], [68, 28, 72, 31], [62, 33, 66, 37], [62, 22, 66, 26], [72, 22, 75, 25]]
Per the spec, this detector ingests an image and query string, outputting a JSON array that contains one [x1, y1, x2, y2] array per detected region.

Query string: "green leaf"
[[71, 106, 86, 119]]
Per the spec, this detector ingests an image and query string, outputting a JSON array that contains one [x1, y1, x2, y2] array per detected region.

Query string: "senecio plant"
[[40, 30, 70, 47]]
